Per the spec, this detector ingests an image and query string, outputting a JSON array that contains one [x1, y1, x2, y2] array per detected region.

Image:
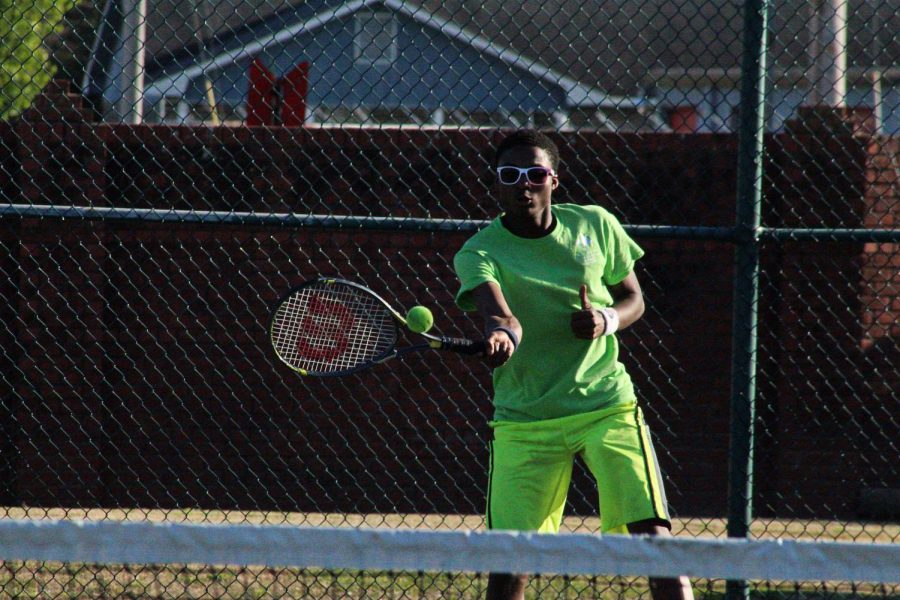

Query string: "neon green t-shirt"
[[454, 203, 645, 422]]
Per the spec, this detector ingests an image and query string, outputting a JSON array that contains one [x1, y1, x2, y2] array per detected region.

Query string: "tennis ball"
[[406, 305, 434, 334]]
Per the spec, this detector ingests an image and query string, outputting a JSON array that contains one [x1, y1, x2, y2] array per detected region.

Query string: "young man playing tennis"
[[454, 130, 694, 600]]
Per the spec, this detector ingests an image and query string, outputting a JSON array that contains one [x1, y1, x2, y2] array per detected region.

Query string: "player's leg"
[[627, 519, 695, 600], [485, 574, 529, 600], [485, 421, 574, 600], [576, 404, 694, 600]]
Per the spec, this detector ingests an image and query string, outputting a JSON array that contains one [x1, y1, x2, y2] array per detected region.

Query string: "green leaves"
[[0, 0, 75, 119]]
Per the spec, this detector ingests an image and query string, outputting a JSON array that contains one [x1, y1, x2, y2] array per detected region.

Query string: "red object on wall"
[[246, 59, 308, 127], [246, 59, 277, 126], [281, 62, 309, 127], [668, 105, 699, 133]]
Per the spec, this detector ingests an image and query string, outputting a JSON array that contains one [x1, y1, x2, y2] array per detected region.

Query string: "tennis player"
[[454, 130, 694, 600]]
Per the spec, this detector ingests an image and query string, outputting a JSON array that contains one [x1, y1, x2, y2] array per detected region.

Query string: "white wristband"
[[599, 308, 619, 336]]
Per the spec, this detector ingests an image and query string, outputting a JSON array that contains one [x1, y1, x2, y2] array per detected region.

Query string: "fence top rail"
[[1, 204, 897, 242]]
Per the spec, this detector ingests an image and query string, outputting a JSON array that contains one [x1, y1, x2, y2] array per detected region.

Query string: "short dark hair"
[[493, 130, 561, 170]]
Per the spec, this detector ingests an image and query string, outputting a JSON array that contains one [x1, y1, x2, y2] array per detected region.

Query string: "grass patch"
[[0, 564, 896, 600]]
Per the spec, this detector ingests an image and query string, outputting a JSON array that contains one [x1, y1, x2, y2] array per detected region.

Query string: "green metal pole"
[[727, 0, 769, 598]]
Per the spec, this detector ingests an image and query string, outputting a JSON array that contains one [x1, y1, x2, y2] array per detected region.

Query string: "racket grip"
[[439, 337, 486, 355]]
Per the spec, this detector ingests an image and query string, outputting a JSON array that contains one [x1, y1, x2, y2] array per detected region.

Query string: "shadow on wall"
[[856, 335, 900, 521]]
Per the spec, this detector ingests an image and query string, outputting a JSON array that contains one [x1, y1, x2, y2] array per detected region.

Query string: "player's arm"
[[608, 271, 645, 329], [469, 281, 521, 368], [571, 271, 645, 339]]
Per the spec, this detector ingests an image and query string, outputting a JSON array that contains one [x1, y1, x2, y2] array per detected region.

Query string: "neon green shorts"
[[487, 403, 670, 534]]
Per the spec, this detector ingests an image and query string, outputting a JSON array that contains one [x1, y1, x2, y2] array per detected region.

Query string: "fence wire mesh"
[[0, 0, 898, 597]]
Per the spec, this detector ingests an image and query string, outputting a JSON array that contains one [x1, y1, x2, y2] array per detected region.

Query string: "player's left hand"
[[571, 284, 606, 339], [484, 328, 515, 367]]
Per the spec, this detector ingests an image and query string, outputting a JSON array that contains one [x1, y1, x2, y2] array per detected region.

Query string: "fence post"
[[726, 0, 770, 598]]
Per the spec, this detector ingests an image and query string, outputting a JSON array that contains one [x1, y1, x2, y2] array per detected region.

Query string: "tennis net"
[[0, 518, 897, 599]]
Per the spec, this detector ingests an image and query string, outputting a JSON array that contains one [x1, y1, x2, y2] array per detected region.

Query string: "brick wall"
[[861, 137, 900, 345], [0, 82, 895, 519]]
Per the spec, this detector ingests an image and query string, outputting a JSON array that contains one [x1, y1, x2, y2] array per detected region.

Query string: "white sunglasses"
[[496, 166, 556, 186]]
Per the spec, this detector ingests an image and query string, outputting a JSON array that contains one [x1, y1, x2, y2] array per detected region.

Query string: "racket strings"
[[271, 284, 396, 374]]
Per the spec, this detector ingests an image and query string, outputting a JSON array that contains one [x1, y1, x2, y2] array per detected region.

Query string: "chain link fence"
[[1, 0, 898, 597]]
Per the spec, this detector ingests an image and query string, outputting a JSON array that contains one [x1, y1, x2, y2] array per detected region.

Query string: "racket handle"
[[434, 337, 486, 355]]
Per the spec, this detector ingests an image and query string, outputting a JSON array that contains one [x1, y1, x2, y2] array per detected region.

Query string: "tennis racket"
[[269, 276, 485, 377]]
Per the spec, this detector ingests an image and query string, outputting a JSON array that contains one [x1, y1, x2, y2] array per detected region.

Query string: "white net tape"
[[0, 519, 897, 583]]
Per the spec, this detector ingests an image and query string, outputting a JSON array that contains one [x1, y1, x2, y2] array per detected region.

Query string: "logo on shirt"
[[574, 234, 600, 265]]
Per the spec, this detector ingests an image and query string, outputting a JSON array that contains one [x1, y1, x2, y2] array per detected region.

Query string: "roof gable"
[[145, 0, 636, 107]]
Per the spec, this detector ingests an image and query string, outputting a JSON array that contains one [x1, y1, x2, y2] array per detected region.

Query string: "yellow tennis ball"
[[406, 305, 434, 333]]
